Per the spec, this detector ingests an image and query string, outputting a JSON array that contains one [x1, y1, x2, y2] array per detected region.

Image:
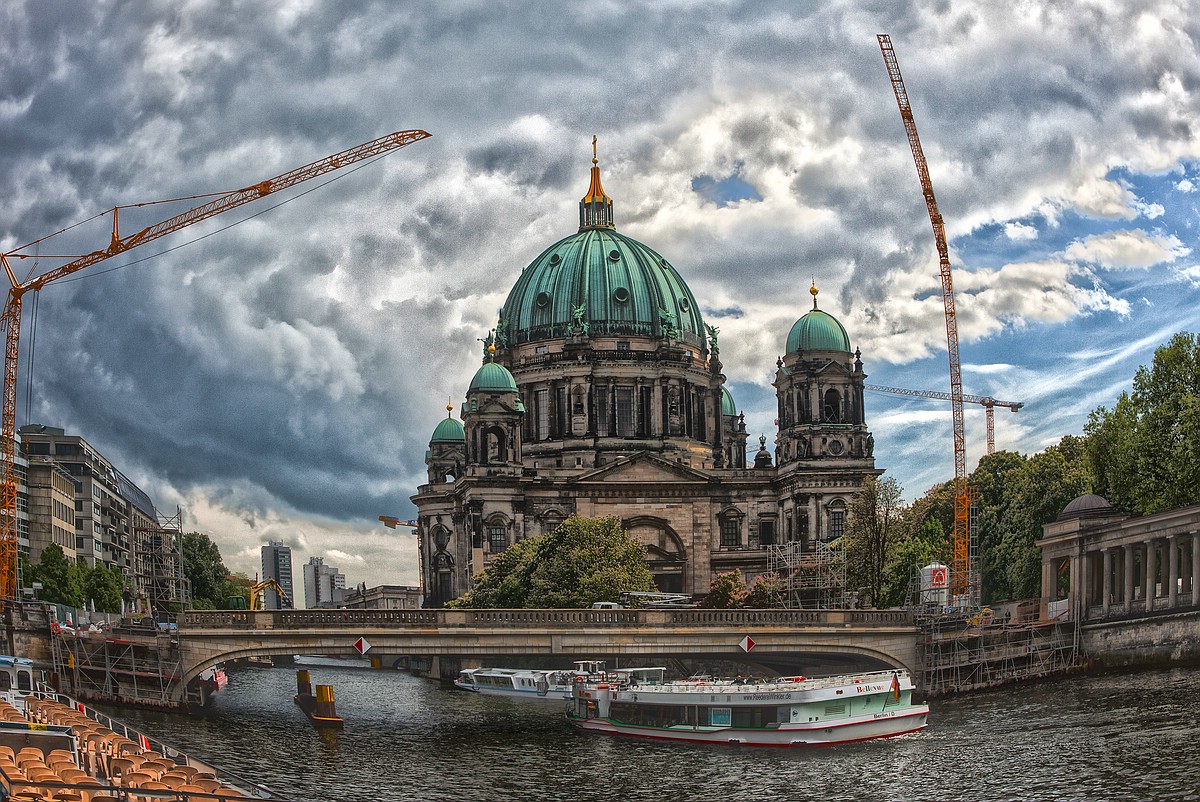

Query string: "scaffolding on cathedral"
[[767, 539, 847, 609]]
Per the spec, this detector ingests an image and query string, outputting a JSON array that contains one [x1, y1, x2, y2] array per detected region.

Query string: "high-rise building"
[[260, 541, 294, 609], [411, 147, 880, 606], [302, 556, 345, 609]]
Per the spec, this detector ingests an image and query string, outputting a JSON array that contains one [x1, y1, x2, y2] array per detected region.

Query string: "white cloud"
[[1004, 222, 1038, 241], [1064, 230, 1189, 269]]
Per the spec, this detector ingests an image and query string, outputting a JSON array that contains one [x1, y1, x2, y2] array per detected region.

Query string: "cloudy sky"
[[2, 1, 1197, 594]]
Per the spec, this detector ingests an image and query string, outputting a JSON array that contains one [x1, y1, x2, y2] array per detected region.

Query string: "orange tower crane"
[[0, 129, 432, 603], [864, 385, 1023, 454], [877, 34, 975, 604]]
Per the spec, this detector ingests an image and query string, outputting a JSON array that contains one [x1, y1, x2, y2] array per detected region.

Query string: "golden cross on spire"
[[592, 135, 598, 165]]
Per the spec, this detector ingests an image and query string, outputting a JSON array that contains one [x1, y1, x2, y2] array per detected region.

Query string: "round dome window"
[[613, 287, 630, 303], [549, 253, 561, 265], [608, 249, 621, 261], [679, 298, 690, 312], [535, 291, 551, 308]]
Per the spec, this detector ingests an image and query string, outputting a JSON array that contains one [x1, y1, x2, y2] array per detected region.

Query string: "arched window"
[[486, 517, 509, 552], [485, 426, 507, 464], [827, 499, 847, 542], [822, 388, 842, 423]]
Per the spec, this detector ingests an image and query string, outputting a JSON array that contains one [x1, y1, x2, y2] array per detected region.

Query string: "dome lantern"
[[579, 135, 615, 231]]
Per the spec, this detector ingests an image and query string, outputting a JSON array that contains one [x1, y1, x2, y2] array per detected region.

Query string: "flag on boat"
[[890, 673, 900, 701], [138, 733, 152, 751]]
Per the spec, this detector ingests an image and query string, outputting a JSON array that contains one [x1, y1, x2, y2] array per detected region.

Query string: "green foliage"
[[221, 574, 254, 610], [743, 572, 786, 608], [83, 562, 123, 613], [701, 570, 748, 608], [450, 516, 656, 608], [1086, 332, 1200, 514], [29, 545, 85, 608], [183, 532, 234, 609], [879, 517, 947, 608], [844, 475, 906, 607]]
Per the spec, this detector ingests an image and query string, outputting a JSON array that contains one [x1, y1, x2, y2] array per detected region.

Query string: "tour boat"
[[567, 668, 929, 746], [455, 660, 618, 701], [0, 655, 35, 711]]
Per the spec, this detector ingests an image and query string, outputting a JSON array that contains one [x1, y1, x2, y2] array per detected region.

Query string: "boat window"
[[16, 671, 31, 692], [0, 672, 10, 691], [710, 707, 731, 727]]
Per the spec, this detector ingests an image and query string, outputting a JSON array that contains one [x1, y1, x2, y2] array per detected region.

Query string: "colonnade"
[[1044, 530, 1200, 620]]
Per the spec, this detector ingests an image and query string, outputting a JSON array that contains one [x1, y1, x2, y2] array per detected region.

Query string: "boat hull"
[[569, 706, 930, 746]]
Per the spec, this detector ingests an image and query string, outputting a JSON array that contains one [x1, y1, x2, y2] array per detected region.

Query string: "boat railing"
[[24, 684, 294, 800], [607, 669, 908, 695]]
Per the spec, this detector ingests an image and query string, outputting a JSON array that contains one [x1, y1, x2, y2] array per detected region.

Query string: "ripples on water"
[[100, 659, 1200, 802]]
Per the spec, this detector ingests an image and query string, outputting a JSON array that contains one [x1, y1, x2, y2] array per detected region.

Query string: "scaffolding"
[[919, 617, 1079, 697], [767, 539, 847, 609], [48, 627, 196, 707], [132, 506, 191, 614]]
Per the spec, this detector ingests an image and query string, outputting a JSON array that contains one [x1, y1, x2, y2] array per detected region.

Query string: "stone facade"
[[411, 151, 881, 606]]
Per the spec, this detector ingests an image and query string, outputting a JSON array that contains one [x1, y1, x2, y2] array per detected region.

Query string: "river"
[[99, 659, 1200, 802]]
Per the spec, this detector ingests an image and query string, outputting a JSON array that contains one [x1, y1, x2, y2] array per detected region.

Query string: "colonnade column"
[[1124, 544, 1135, 613], [1144, 539, 1156, 613], [1102, 548, 1112, 616], [1193, 531, 1200, 607], [1075, 551, 1088, 619], [1168, 535, 1179, 607]]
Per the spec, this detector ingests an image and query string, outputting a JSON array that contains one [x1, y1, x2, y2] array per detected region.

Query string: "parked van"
[[590, 602, 624, 609]]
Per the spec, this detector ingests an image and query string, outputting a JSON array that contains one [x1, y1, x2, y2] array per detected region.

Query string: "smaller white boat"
[[455, 661, 618, 701]]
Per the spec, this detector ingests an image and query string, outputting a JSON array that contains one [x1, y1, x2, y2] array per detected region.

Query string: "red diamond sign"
[[353, 637, 372, 655], [739, 636, 755, 653]]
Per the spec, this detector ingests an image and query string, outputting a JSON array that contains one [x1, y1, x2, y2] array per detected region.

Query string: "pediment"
[[574, 451, 710, 484]]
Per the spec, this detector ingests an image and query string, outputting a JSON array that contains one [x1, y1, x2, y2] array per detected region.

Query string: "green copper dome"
[[499, 146, 705, 347], [430, 414, 465, 444], [721, 386, 738, 417], [468, 360, 518, 394], [786, 285, 851, 354]]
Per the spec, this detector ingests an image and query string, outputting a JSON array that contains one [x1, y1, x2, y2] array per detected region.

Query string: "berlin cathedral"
[[411, 144, 881, 605]]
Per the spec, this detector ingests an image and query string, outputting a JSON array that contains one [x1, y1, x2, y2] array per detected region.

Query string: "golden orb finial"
[[487, 343, 497, 357], [810, 280, 819, 309]]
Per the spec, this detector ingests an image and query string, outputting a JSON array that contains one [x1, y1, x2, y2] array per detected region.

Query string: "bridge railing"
[[177, 607, 914, 630]]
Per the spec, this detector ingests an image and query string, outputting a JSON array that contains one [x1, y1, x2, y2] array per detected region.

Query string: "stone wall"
[[1081, 609, 1200, 668]]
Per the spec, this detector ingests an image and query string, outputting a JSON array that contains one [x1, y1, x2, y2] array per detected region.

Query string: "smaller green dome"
[[430, 415, 465, 444], [786, 284, 851, 354], [469, 360, 518, 394], [721, 387, 738, 417]]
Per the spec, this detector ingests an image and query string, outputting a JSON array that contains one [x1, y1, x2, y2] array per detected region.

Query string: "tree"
[[84, 562, 123, 613], [879, 517, 947, 608], [450, 516, 656, 608], [182, 532, 234, 609], [844, 476, 906, 607], [29, 545, 85, 608], [701, 570, 748, 608], [743, 571, 786, 608], [1087, 332, 1200, 514]]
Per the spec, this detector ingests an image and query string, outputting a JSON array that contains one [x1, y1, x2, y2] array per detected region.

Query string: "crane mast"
[[0, 129, 432, 603], [864, 385, 1023, 454], [877, 34, 974, 604]]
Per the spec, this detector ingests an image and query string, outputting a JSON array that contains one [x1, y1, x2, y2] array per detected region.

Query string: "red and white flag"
[[138, 734, 151, 751], [890, 673, 901, 701]]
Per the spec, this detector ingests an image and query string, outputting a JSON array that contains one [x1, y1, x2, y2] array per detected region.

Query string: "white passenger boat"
[[567, 668, 929, 746], [455, 661, 615, 701]]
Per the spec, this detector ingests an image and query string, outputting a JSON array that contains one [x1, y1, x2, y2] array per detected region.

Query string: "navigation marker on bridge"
[[739, 636, 756, 653], [354, 637, 372, 655]]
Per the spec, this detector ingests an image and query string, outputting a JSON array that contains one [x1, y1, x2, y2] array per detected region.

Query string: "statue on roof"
[[659, 307, 678, 341], [569, 303, 589, 337], [705, 323, 720, 354], [495, 316, 510, 349]]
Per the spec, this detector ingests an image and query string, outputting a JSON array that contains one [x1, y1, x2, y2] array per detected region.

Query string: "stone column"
[[1041, 556, 1055, 619], [1168, 534, 1179, 608], [1074, 552, 1086, 620], [1192, 531, 1200, 607], [1145, 539, 1156, 613], [1124, 544, 1135, 613], [1101, 548, 1112, 617]]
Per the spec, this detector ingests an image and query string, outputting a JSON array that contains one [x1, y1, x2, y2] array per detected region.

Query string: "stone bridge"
[[174, 607, 920, 701]]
